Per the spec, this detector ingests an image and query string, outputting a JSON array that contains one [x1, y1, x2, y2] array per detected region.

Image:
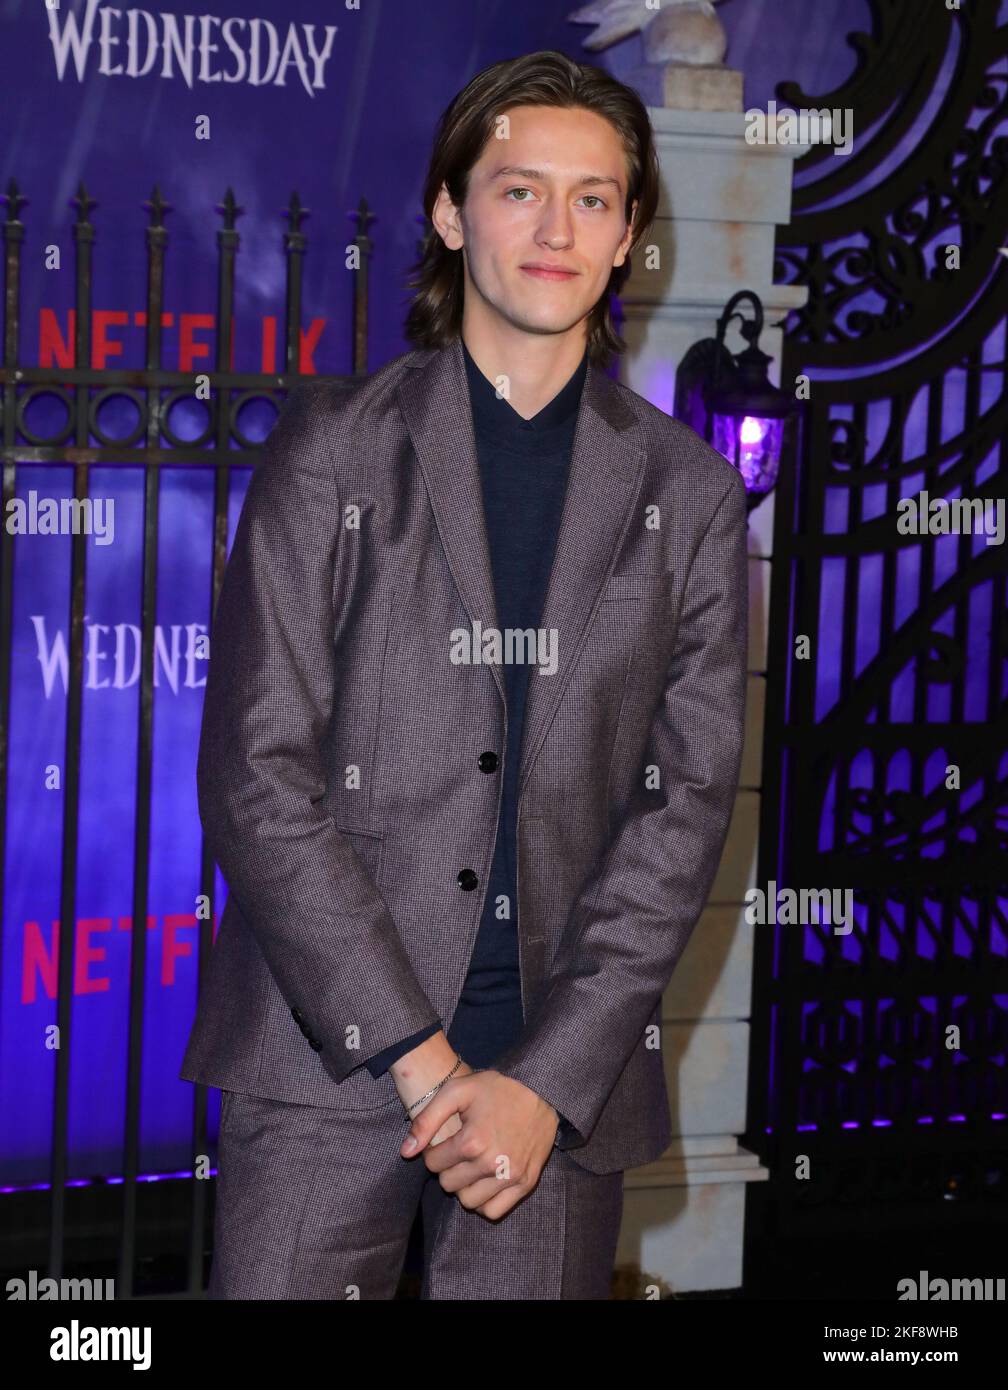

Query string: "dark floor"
[[2, 1174, 1003, 1300]]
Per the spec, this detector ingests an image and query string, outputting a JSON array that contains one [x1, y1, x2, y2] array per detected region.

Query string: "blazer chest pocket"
[[601, 570, 672, 601]]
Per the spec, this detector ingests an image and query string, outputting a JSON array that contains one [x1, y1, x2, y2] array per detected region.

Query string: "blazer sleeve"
[[364, 1021, 443, 1078], [197, 384, 441, 1084], [493, 463, 749, 1149]]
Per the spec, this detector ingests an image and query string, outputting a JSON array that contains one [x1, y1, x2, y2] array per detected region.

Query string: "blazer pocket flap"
[[602, 571, 672, 600]]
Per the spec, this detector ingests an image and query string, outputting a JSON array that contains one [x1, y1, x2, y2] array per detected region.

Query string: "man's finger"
[[400, 1078, 472, 1157], [475, 1186, 523, 1221], [428, 1148, 484, 1186], [421, 1121, 482, 1173], [451, 1173, 506, 1208], [428, 1111, 463, 1147]]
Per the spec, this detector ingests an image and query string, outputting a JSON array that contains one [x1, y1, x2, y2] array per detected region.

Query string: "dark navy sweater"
[[366, 339, 587, 1077]]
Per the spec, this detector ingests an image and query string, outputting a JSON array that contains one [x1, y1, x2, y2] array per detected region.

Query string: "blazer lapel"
[[397, 338, 506, 709], [516, 359, 644, 801], [397, 338, 645, 799]]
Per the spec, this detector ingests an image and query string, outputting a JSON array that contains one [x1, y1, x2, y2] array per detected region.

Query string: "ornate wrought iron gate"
[[746, 0, 1007, 1261]]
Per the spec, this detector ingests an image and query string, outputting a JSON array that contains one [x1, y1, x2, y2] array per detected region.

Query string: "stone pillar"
[[613, 106, 808, 1295]]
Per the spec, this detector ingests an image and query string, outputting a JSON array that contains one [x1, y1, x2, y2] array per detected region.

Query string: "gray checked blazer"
[[180, 334, 748, 1175]]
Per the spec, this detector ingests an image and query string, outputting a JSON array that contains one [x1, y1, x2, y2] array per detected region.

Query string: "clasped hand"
[[400, 1070, 559, 1220]]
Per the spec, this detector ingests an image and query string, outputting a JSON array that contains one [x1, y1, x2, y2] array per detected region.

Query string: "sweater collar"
[[461, 337, 588, 441]]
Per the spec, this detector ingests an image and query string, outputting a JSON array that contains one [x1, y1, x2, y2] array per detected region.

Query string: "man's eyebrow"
[[490, 165, 623, 189]]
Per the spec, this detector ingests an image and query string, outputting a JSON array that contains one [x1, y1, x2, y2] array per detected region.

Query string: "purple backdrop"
[[0, 0, 862, 1184]]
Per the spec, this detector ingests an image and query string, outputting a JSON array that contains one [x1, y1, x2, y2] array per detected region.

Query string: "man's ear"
[[431, 182, 464, 251], [612, 197, 638, 269]]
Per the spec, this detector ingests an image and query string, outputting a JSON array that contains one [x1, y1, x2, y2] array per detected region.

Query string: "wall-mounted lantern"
[[674, 289, 799, 513]]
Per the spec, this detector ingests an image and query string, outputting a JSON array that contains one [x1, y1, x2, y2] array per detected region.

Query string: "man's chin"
[[502, 307, 593, 339]]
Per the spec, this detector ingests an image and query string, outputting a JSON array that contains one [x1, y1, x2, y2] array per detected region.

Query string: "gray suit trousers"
[[208, 1089, 624, 1300]]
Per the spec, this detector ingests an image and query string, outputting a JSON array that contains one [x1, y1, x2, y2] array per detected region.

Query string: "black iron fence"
[[0, 178, 373, 1295]]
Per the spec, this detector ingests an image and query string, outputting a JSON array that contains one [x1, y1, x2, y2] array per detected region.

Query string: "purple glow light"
[[0, 1167, 217, 1196], [711, 411, 784, 499]]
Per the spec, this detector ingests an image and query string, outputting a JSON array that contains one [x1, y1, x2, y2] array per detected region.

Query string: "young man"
[[181, 49, 748, 1300]]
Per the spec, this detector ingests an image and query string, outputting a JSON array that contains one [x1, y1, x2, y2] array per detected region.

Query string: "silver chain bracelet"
[[404, 1052, 464, 1119]]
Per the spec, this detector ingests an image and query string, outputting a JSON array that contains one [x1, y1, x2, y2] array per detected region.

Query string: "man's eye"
[[503, 191, 606, 209]]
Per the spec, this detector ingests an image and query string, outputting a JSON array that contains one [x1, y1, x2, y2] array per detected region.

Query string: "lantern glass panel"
[[712, 411, 783, 498]]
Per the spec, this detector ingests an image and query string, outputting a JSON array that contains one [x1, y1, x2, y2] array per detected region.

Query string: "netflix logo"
[[19, 909, 219, 1004], [36, 307, 327, 373]]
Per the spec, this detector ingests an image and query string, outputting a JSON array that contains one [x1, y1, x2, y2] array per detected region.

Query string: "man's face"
[[433, 104, 637, 343]]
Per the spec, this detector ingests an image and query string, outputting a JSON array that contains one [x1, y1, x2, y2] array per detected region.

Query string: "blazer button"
[[291, 1005, 305, 1028], [308, 1037, 323, 1052], [457, 869, 479, 890], [478, 751, 498, 773]]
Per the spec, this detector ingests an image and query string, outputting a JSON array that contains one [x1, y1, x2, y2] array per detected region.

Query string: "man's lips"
[[519, 263, 580, 281]]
